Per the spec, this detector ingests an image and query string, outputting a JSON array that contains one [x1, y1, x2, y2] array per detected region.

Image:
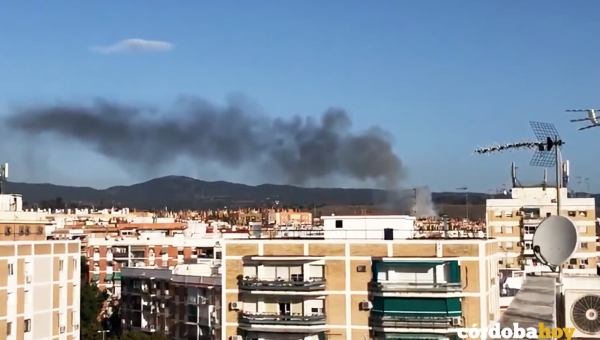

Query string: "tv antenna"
[[474, 121, 564, 216], [566, 109, 600, 131]]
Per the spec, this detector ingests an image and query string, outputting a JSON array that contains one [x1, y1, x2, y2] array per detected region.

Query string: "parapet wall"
[[499, 276, 557, 339]]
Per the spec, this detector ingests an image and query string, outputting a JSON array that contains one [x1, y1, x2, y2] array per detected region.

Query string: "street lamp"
[[97, 330, 109, 340], [456, 187, 469, 220]]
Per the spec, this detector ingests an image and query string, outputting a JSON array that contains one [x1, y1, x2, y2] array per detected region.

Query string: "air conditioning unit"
[[359, 301, 373, 311], [580, 265, 587, 269], [230, 336, 243, 340], [26, 275, 32, 283], [452, 317, 463, 326], [564, 288, 600, 338], [59, 326, 66, 334], [229, 301, 241, 311]]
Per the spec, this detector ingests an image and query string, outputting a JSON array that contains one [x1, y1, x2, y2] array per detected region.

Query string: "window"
[[581, 242, 588, 249], [568, 211, 576, 217], [6, 322, 11, 336], [581, 258, 589, 265], [570, 258, 578, 265], [579, 226, 588, 233], [546, 212, 552, 217], [504, 226, 513, 234], [504, 242, 513, 249], [505, 211, 513, 217], [494, 211, 501, 217], [494, 226, 502, 234], [24, 319, 31, 333], [7, 263, 13, 275], [579, 211, 588, 217], [335, 220, 343, 229], [72, 258, 78, 271], [59, 260, 64, 271]]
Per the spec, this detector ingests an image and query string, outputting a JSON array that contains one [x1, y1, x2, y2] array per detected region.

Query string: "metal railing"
[[369, 314, 460, 328], [239, 313, 326, 326], [239, 278, 326, 291], [369, 281, 461, 293]]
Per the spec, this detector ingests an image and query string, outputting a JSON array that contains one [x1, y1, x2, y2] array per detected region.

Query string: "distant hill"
[[4, 176, 596, 211]]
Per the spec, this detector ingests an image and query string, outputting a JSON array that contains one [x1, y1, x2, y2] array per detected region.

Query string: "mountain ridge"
[[4, 176, 595, 211]]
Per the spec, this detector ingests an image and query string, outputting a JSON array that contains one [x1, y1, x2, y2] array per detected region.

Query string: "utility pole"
[[97, 330, 109, 340]]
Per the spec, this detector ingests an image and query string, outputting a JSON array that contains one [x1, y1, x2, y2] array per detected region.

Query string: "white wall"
[[322, 215, 415, 240]]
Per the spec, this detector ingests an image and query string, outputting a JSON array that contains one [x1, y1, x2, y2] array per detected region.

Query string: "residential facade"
[[221, 215, 501, 340], [86, 225, 224, 298], [120, 258, 222, 340], [486, 186, 597, 274], [0, 240, 81, 340]]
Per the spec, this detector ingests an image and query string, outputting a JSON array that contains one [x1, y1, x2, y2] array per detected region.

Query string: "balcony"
[[113, 250, 129, 259], [239, 313, 326, 326], [239, 278, 326, 291], [369, 314, 461, 329], [369, 281, 462, 293]]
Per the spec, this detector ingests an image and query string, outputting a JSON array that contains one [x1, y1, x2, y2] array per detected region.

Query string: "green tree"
[[80, 256, 109, 340]]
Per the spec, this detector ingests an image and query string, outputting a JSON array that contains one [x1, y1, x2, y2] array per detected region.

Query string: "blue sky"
[[1, 1, 600, 192]]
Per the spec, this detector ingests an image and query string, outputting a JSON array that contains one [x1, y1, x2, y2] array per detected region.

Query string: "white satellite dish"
[[532, 216, 579, 269]]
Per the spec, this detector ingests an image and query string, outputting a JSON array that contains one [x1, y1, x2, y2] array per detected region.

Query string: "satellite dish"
[[532, 216, 579, 268]]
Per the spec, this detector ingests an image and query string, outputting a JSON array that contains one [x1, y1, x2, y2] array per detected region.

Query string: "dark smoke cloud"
[[5, 96, 404, 187]]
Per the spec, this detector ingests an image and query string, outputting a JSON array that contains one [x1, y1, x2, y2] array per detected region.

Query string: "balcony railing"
[[113, 251, 129, 258], [239, 313, 326, 326], [369, 281, 462, 293], [369, 314, 461, 328], [239, 278, 326, 291]]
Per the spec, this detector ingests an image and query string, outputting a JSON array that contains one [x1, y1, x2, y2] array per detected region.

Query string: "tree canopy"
[[80, 256, 109, 340]]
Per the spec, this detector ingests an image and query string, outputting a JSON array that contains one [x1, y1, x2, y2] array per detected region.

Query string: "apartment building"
[[0, 240, 81, 340], [221, 215, 501, 340], [86, 223, 226, 297], [486, 186, 597, 274], [120, 258, 222, 340]]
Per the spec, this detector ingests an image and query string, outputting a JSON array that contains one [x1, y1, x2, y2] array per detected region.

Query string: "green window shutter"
[[448, 261, 460, 283]]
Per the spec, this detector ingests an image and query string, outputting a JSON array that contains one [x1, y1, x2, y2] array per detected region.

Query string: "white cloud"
[[89, 39, 173, 54]]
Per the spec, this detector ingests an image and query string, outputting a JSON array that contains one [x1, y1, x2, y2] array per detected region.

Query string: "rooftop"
[[499, 275, 556, 338]]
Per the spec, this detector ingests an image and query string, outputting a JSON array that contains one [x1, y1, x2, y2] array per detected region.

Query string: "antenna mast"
[[0, 163, 9, 195], [474, 121, 565, 216]]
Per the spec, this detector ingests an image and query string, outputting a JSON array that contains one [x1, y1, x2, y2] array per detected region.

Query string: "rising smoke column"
[[4, 96, 404, 187]]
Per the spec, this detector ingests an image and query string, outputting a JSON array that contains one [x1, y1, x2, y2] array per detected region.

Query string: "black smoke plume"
[[5, 96, 404, 187]]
